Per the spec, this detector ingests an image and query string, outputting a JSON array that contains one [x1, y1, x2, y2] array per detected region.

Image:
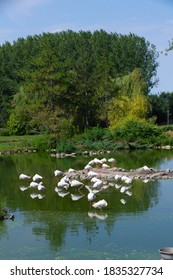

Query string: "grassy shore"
[[0, 134, 50, 152], [1, 121, 173, 154]]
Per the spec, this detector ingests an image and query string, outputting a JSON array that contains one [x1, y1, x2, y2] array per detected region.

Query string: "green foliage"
[[0, 128, 11, 136], [0, 30, 158, 132], [112, 118, 165, 145], [22, 134, 50, 151], [149, 92, 173, 125], [0, 134, 51, 152], [56, 117, 77, 139], [56, 140, 76, 153], [75, 126, 109, 141], [108, 69, 151, 128]]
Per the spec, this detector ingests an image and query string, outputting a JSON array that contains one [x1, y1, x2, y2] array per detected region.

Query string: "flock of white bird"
[[19, 156, 135, 210]]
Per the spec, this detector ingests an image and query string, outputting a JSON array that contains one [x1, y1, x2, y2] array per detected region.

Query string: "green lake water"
[[0, 149, 173, 260]]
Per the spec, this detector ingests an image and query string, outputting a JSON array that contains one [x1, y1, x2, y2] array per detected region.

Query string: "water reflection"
[[0, 150, 173, 259]]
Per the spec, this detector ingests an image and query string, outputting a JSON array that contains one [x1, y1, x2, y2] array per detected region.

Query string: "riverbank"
[[1, 122, 173, 155], [0, 134, 49, 154]]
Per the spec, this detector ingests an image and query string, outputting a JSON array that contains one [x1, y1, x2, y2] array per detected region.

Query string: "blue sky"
[[0, 0, 173, 93]]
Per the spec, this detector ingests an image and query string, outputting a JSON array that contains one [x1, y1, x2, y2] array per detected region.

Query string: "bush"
[[75, 126, 109, 142], [22, 135, 50, 151], [112, 118, 164, 144], [0, 129, 11, 136], [56, 140, 76, 153]]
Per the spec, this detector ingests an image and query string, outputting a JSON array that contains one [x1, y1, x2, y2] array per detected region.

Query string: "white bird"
[[55, 188, 69, 197], [38, 184, 46, 191], [126, 190, 132, 196], [88, 171, 98, 178], [115, 183, 122, 189], [85, 185, 100, 194], [124, 177, 133, 184], [70, 179, 84, 187], [93, 158, 102, 165], [120, 186, 128, 193], [91, 177, 99, 183], [92, 199, 108, 210], [71, 193, 84, 201], [30, 181, 39, 188], [108, 182, 115, 187], [142, 165, 151, 171], [38, 194, 45, 199], [88, 159, 95, 166], [33, 174, 43, 182], [102, 163, 110, 169], [93, 179, 103, 189], [100, 158, 107, 163], [19, 186, 30, 191], [121, 175, 129, 182], [108, 158, 116, 163], [84, 164, 92, 170], [61, 175, 70, 183], [19, 173, 31, 180], [57, 180, 69, 189], [143, 179, 150, 183], [87, 191, 96, 201], [30, 193, 39, 199], [120, 198, 126, 204], [68, 168, 77, 173], [114, 174, 122, 180], [54, 170, 63, 176]]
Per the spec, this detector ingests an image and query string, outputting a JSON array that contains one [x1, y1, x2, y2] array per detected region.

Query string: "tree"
[[108, 69, 151, 128], [2, 30, 158, 134], [149, 92, 173, 124], [0, 42, 19, 126]]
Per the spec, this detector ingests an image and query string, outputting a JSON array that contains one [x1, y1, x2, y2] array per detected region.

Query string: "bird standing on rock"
[[92, 178, 103, 189], [102, 163, 110, 169], [108, 158, 116, 163], [84, 164, 92, 170], [70, 179, 84, 188], [88, 171, 98, 178]]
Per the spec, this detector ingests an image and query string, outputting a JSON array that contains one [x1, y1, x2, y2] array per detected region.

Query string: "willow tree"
[[108, 68, 151, 128]]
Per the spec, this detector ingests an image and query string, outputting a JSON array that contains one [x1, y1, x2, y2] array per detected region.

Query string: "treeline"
[[149, 92, 173, 125], [0, 29, 163, 136]]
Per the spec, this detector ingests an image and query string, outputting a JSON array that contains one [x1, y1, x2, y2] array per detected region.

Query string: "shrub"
[[74, 126, 112, 142], [0, 129, 11, 136], [112, 118, 164, 144], [22, 135, 50, 151], [56, 140, 76, 153]]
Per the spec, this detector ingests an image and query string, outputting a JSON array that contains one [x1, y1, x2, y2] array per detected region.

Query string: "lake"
[[0, 149, 173, 260]]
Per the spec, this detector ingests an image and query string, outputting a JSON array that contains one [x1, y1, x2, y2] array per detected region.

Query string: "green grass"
[[0, 134, 49, 152], [1, 122, 173, 154]]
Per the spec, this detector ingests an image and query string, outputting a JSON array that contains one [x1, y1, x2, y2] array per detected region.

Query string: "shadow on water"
[[0, 149, 173, 259]]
